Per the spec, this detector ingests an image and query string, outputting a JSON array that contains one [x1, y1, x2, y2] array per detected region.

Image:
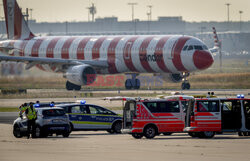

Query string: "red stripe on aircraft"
[[31, 38, 46, 57], [154, 36, 171, 72], [92, 37, 106, 60], [123, 37, 139, 72], [172, 37, 190, 72], [139, 36, 155, 72], [107, 37, 123, 74], [19, 40, 29, 56], [61, 37, 76, 59], [14, 1, 22, 39], [76, 37, 91, 60], [46, 37, 60, 58]]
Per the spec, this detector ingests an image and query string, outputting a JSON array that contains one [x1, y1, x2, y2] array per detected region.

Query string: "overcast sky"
[[1, 0, 249, 22]]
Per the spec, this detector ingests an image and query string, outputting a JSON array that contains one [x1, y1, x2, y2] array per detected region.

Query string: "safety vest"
[[26, 106, 37, 120], [19, 106, 28, 112]]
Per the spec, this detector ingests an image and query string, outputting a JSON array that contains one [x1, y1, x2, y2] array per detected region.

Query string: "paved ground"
[[0, 123, 250, 161]]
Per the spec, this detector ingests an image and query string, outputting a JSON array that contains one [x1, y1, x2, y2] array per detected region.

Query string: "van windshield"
[[42, 109, 65, 116]]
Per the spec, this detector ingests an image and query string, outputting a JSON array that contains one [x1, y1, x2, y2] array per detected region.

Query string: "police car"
[[13, 107, 71, 138], [56, 100, 122, 133]]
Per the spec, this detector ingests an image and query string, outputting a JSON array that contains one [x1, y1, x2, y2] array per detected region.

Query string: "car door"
[[194, 100, 221, 132], [86, 105, 116, 129], [68, 105, 88, 130]]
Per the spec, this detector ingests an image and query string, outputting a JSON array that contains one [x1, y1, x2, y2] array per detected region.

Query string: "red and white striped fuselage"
[[1, 35, 213, 74]]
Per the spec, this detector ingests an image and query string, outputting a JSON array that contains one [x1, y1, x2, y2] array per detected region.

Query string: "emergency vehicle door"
[[185, 99, 195, 127], [221, 100, 242, 130], [243, 100, 250, 130], [195, 100, 221, 131], [123, 100, 136, 129]]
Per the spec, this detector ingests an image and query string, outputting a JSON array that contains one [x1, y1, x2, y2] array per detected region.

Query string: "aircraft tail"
[[212, 27, 221, 48], [3, 0, 35, 40]]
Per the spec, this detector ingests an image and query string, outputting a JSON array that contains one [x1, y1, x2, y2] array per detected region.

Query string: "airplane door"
[[123, 42, 132, 60]]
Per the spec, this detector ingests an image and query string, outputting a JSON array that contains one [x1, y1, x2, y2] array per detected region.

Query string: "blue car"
[[56, 102, 122, 133]]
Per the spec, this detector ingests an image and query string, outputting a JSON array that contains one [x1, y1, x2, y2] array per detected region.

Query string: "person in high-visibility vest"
[[19, 103, 28, 118], [26, 102, 37, 139]]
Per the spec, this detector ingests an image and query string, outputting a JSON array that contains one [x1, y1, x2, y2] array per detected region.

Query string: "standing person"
[[26, 102, 37, 139], [19, 103, 28, 118]]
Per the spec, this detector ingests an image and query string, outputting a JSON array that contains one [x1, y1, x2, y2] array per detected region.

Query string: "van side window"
[[197, 101, 219, 112], [143, 101, 180, 113]]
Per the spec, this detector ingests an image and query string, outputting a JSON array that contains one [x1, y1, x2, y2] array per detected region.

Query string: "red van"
[[184, 97, 250, 138], [121, 95, 193, 139]]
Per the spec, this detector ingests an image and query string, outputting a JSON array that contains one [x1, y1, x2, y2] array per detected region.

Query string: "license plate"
[[50, 127, 65, 130], [52, 119, 63, 123]]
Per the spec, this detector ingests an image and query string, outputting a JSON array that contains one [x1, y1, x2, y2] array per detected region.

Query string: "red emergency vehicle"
[[184, 96, 250, 138], [121, 95, 193, 139]]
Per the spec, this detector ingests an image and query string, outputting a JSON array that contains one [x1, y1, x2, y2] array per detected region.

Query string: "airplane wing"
[[0, 55, 108, 70]]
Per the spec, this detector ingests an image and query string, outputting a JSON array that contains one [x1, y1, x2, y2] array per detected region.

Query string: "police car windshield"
[[42, 109, 65, 116]]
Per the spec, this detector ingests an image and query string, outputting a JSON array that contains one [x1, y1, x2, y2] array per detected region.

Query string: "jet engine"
[[65, 64, 96, 86]]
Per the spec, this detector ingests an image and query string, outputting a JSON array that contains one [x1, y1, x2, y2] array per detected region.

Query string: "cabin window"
[[182, 46, 188, 51], [194, 45, 203, 50], [188, 45, 193, 50]]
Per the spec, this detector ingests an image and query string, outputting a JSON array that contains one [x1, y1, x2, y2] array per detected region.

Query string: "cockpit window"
[[187, 45, 193, 50], [182, 46, 188, 51], [194, 45, 203, 50], [203, 45, 208, 50]]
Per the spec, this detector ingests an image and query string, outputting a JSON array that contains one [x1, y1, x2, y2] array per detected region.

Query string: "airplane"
[[0, 0, 218, 90]]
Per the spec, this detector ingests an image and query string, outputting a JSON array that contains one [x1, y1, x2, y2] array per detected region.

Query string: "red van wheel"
[[200, 131, 215, 138], [144, 126, 157, 139]]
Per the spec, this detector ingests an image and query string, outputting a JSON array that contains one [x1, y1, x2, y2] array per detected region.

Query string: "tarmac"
[[0, 123, 250, 161]]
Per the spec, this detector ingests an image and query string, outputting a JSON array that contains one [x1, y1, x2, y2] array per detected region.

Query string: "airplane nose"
[[193, 50, 214, 70]]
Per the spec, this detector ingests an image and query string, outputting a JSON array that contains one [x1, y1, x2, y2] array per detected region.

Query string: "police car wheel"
[[132, 133, 143, 139], [144, 126, 157, 139], [62, 132, 70, 137], [13, 124, 22, 138], [112, 121, 122, 133]]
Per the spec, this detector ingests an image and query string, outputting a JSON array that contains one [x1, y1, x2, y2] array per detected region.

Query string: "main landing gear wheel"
[[66, 81, 81, 91], [181, 81, 190, 90], [125, 74, 140, 90]]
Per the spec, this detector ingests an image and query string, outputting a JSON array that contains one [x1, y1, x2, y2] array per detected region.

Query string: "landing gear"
[[66, 81, 81, 91], [125, 74, 140, 90], [181, 73, 190, 90]]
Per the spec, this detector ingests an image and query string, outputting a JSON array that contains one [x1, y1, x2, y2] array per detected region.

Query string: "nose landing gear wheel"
[[181, 82, 190, 90]]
